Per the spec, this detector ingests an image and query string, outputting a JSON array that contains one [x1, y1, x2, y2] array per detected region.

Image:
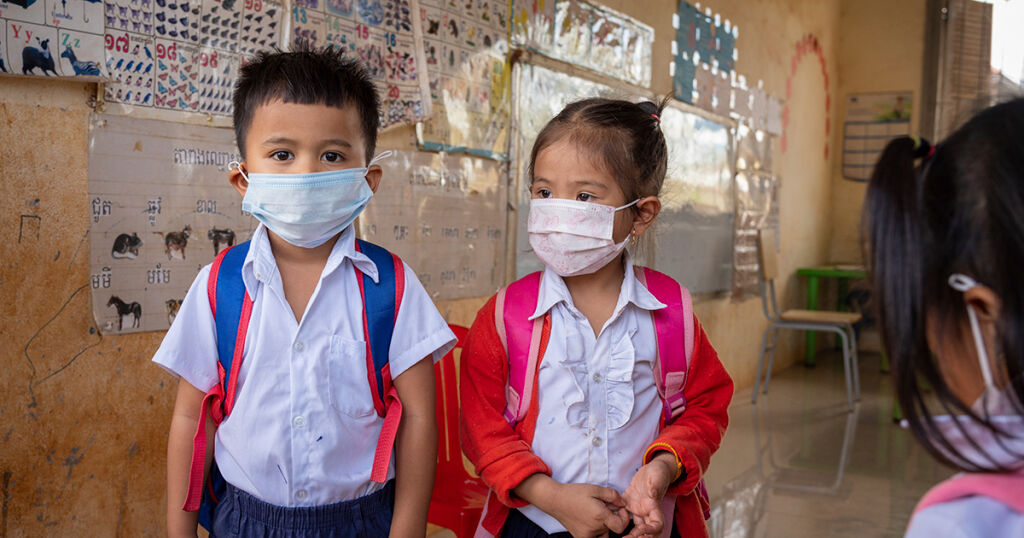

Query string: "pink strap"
[[499, 272, 543, 424], [183, 386, 222, 511], [370, 386, 403, 483], [639, 267, 693, 422], [914, 471, 1024, 515]]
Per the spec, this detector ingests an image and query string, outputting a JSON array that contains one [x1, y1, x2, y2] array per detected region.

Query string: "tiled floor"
[[705, 351, 954, 538]]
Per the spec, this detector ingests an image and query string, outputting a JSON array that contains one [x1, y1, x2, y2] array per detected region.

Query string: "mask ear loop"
[[949, 274, 996, 389], [368, 150, 394, 167], [228, 161, 250, 182]]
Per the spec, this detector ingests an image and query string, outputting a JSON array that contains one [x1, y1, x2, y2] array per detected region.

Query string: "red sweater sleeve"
[[644, 314, 733, 496], [459, 295, 551, 507]]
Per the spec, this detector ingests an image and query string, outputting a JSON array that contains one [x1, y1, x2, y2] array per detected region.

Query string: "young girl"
[[460, 98, 734, 538], [864, 98, 1024, 537]]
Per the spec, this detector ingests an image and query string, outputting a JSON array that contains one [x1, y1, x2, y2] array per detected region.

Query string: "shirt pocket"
[[328, 335, 376, 418]]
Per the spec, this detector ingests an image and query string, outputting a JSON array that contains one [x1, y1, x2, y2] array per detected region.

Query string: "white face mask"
[[527, 197, 638, 277], [232, 152, 391, 248]]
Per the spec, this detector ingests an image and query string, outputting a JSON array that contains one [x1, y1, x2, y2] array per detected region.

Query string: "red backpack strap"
[[495, 272, 544, 425], [637, 267, 693, 423], [184, 242, 253, 512]]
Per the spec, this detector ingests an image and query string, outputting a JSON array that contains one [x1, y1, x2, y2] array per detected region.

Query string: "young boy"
[[156, 47, 456, 537]]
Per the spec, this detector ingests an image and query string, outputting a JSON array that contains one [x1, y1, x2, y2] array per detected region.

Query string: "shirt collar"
[[529, 254, 667, 320], [242, 224, 379, 291]]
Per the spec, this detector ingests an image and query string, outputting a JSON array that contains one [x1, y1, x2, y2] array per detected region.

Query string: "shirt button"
[[295, 489, 308, 500], [293, 415, 305, 428], [593, 373, 602, 383], [592, 436, 603, 447], [293, 341, 304, 352]]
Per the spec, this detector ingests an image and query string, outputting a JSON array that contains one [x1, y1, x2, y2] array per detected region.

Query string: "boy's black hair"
[[864, 98, 1024, 472], [232, 45, 381, 164]]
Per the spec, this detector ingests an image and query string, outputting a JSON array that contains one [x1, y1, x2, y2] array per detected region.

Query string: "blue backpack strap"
[[212, 240, 252, 407], [354, 239, 403, 415], [354, 239, 407, 483]]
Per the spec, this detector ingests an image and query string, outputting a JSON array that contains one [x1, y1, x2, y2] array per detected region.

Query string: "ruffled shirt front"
[[518, 256, 669, 533]]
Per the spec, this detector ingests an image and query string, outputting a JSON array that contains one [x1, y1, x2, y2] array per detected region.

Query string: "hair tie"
[[651, 113, 661, 123], [910, 135, 933, 159]]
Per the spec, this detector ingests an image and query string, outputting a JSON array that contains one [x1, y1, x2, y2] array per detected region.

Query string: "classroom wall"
[[829, 0, 927, 263], [0, 0, 846, 534], [611, 0, 843, 387]]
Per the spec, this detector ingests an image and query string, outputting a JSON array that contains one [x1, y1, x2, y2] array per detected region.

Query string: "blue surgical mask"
[[232, 151, 392, 248]]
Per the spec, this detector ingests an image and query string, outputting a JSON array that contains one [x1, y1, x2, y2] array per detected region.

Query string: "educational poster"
[[842, 91, 912, 181], [357, 150, 506, 300], [510, 0, 553, 52], [88, 114, 255, 334], [510, 0, 652, 87], [672, 1, 737, 104], [732, 119, 779, 301], [296, 0, 433, 128], [1, 0, 108, 78], [657, 104, 734, 294], [511, 62, 619, 278], [415, 0, 511, 159], [99, 0, 281, 115]]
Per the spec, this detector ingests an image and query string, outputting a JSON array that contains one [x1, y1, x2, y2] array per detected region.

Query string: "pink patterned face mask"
[[527, 198, 638, 277]]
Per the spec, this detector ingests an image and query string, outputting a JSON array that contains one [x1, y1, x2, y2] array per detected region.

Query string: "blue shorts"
[[211, 480, 395, 538]]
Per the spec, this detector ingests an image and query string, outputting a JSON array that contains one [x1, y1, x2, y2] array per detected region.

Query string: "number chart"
[[88, 114, 255, 334], [292, 0, 431, 129]]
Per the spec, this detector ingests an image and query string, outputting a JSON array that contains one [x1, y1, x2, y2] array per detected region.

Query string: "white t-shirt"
[[519, 258, 672, 533], [153, 224, 456, 506]]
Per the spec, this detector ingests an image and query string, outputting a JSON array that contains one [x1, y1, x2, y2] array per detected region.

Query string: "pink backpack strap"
[[914, 471, 1024, 516], [637, 267, 694, 423], [494, 272, 543, 424]]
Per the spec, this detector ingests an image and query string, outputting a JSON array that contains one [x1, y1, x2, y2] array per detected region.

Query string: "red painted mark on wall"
[[782, 33, 831, 160]]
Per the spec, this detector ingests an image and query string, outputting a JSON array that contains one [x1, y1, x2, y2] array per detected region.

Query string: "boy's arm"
[[389, 357, 437, 538], [167, 378, 210, 538], [645, 316, 734, 495]]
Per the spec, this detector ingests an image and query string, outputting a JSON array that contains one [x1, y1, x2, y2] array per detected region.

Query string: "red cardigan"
[[460, 294, 734, 537]]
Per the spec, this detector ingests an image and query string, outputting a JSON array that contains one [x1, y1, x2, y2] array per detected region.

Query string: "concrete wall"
[[0, 0, 885, 534]]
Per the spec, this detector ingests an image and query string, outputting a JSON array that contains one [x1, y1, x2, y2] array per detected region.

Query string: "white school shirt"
[[153, 224, 456, 507], [519, 257, 671, 533]]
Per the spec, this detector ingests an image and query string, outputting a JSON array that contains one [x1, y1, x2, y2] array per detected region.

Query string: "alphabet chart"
[[291, 0, 432, 129], [415, 0, 511, 160], [357, 149, 506, 300], [2, 0, 109, 78], [88, 114, 255, 334]]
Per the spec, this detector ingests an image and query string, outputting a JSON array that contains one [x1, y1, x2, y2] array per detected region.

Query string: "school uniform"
[[154, 223, 456, 534], [905, 417, 1024, 538], [460, 257, 734, 538]]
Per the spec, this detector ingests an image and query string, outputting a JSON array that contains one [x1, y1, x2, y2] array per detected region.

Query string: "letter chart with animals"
[[3, 0, 429, 126], [88, 113, 255, 334]]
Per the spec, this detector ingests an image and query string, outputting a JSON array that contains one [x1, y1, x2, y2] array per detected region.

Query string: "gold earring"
[[630, 230, 638, 247]]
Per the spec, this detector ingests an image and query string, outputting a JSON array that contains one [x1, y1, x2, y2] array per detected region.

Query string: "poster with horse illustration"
[[87, 113, 256, 334]]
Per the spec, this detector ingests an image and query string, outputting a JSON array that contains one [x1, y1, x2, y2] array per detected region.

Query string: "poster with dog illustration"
[[88, 113, 256, 334], [1, 0, 108, 78]]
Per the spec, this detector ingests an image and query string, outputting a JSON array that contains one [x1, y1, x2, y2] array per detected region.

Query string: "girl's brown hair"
[[529, 97, 670, 201]]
